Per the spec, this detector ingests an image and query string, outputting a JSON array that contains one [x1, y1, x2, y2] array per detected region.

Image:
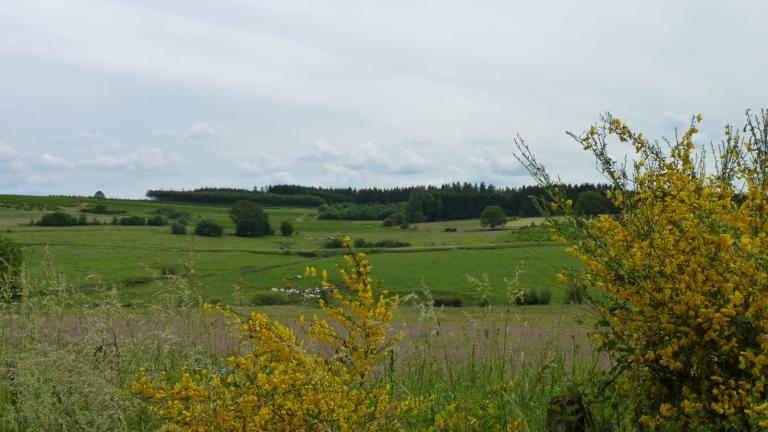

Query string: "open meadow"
[[0, 194, 575, 306]]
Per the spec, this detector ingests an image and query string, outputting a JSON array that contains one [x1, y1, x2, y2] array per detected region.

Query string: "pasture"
[[0, 195, 575, 307]]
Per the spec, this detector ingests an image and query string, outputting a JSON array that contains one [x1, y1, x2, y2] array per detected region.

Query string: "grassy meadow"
[[0, 195, 575, 306]]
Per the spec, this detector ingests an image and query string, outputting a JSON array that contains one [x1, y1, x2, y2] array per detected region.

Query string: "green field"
[[0, 195, 576, 306]]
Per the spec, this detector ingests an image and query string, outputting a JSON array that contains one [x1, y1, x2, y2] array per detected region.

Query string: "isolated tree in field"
[[229, 200, 273, 237], [573, 190, 613, 216], [194, 219, 223, 237], [0, 235, 22, 300], [93, 191, 106, 199], [279, 221, 294, 236], [480, 205, 507, 229]]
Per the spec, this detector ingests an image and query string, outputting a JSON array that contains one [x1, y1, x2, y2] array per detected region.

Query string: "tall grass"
[[1, 253, 630, 431]]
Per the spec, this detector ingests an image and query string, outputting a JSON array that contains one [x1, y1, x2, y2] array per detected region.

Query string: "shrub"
[[0, 235, 22, 300], [518, 110, 768, 429], [353, 239, 411, 248], [170, 223, 187, 235], [279, 221, 294, 236], [433, 296, 463, 307], [249, 291, 291, 306], [91, 204, 108, 214], [443, 227, 458, 232], [146, 215, 166, 226], [194, 219, 223, 237], [39, 212, 79, 226], [77, 214, 87, 225], [323, 237, 344, 248], [513, 288, 552, 305], [119, 216, 146, 226], [382, 212, 406, 227]]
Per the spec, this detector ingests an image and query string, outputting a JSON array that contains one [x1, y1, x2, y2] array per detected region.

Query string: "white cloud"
[[53, 130, 105, 143], [236, 153, 288, 174], [85, 148, 180, 170], [463, 152, 525, 177], [663, 111, 692, 131], [303, 140, 431, 176], [40, 153, 76, 169], [304, 139, 343, 160], [0, 142, 18, 160], [187, 122, 216, 139]]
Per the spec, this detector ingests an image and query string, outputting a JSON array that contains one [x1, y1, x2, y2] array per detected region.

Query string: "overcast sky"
[[1, 1, 767, 198]]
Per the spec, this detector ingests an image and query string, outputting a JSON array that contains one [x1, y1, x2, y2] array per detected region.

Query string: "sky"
[[1, 1, 768, 198]]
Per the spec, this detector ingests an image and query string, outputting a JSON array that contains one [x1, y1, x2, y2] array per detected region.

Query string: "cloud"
[[663, 111, 692, 131], [0, 142, 18, 160], [40, 153, 76, 169], [53, 130, 106, 143], [304, 139, 343, 160], [85, 148, 180, 171], [187, 122, 216, 139], [236, 153, 288, 174], [463, 152, 526, 177], [303, 140, 431, 176]]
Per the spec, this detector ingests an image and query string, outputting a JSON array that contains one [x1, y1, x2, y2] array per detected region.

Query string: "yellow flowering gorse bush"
[[132, 247, 423, 431], [520, 109, 768, 430]]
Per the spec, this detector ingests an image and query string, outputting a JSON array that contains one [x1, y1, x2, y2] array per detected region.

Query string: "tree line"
[[147, 182, 616, 221]]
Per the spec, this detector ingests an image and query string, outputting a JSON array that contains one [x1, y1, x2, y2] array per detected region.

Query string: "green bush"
[[194, 220, 223, 237], [444, 227, 458, 232], [352, 239, 410, 248], [323, 238, 345, 249], [39, 212, 79, 226], [514, 287, 552, 305], [279, 221, 294, 236], [382, 212, 406, 227], [250, 291, 291, 306], [170, 223, 187, 235], [433, 296, 463, 307], [119, 216, 146, 226], [147, 215, 166, 226]]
